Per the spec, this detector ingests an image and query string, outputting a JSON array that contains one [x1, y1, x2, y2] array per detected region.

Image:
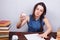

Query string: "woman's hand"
[[17, 12, 27, 28], [38, 33, 48, 38], [20, 12, 27, 21]]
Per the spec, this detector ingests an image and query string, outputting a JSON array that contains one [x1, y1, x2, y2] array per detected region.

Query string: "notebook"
[[24, 33, 45, 40], [24, 33, 56, 40]]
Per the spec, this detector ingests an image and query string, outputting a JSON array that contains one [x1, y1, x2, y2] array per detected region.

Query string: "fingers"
[[19, 13, 27, 21], [38, 34, 48, 38]]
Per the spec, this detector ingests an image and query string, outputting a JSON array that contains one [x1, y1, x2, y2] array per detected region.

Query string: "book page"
[[50, 37, 56, 40], [24, 33, 45, 40]]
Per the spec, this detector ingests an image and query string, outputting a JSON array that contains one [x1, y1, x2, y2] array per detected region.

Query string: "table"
[[9, 32, 57, 40]]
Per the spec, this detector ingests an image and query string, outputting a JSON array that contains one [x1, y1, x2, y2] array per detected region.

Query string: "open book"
[[24, 33, 56, 40], [24, 33, 45, 40]]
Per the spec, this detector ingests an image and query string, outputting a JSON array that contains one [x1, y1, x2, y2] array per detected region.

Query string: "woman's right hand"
[[17, 12, 26, 28], [20, 12, 27, 22], [17, 12, 28, 29]]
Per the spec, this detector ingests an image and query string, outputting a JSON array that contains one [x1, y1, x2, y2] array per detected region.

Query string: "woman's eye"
[[40, 10, 43, 12], [36, 8, 43, 12], [36, 8, 39, 10]]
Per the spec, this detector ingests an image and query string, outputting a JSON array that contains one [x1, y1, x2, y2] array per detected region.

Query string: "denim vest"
[[27, 15, 45, 32]]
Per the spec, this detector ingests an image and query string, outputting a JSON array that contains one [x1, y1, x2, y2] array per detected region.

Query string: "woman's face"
[[35, 5, 44, 17]]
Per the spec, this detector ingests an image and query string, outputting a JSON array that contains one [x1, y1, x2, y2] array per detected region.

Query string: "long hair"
[[32, 2, 46, 32]]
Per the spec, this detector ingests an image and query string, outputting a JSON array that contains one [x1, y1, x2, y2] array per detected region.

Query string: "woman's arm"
[[39, 17, 52, 38], [43, 17, 52, 35]]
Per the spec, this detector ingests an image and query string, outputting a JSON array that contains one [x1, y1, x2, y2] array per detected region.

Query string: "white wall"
[[0, 0, 60, 32]]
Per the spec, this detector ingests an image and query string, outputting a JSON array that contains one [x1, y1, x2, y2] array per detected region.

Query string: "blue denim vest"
[[27, 15, 45, 32]]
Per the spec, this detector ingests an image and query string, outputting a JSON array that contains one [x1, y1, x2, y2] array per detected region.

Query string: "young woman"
[[17, 2, 52, 38]]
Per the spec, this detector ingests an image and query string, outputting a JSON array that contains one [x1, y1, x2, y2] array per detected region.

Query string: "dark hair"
[[32, 2, 46, 32], [32, 2, 46, 20]]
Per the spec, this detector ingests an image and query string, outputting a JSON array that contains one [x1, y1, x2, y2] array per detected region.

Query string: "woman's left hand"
[[38, 33, 48, 38]]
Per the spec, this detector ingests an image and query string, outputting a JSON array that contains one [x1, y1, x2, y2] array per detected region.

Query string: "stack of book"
[[0, 20, 11, 39], [57, 29, 60, 40]]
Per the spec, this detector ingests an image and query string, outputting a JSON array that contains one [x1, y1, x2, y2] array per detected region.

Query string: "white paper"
[[24, 33, 45, 40], [50, 37, 56, 40]]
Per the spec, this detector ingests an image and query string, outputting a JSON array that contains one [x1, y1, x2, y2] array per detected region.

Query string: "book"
[[0, 20, 10, 27], [0, 34, 9, 38], [0, 30, 9, 32], [0, 30, 9, 35], [24, 33, 45, 40], [0, 26, 11, 30], [0, 27, 9, 30]]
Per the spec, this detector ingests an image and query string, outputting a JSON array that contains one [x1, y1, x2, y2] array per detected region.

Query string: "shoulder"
[[43, 16, 49, 23], [43, 16, 51, 26], [27, 15, 33, 22]]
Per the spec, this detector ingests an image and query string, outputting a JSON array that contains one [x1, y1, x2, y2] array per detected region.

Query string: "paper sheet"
[[24, 33, 45, 40], [50, 37, 56, 40], [24, 33, 56, 40]]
